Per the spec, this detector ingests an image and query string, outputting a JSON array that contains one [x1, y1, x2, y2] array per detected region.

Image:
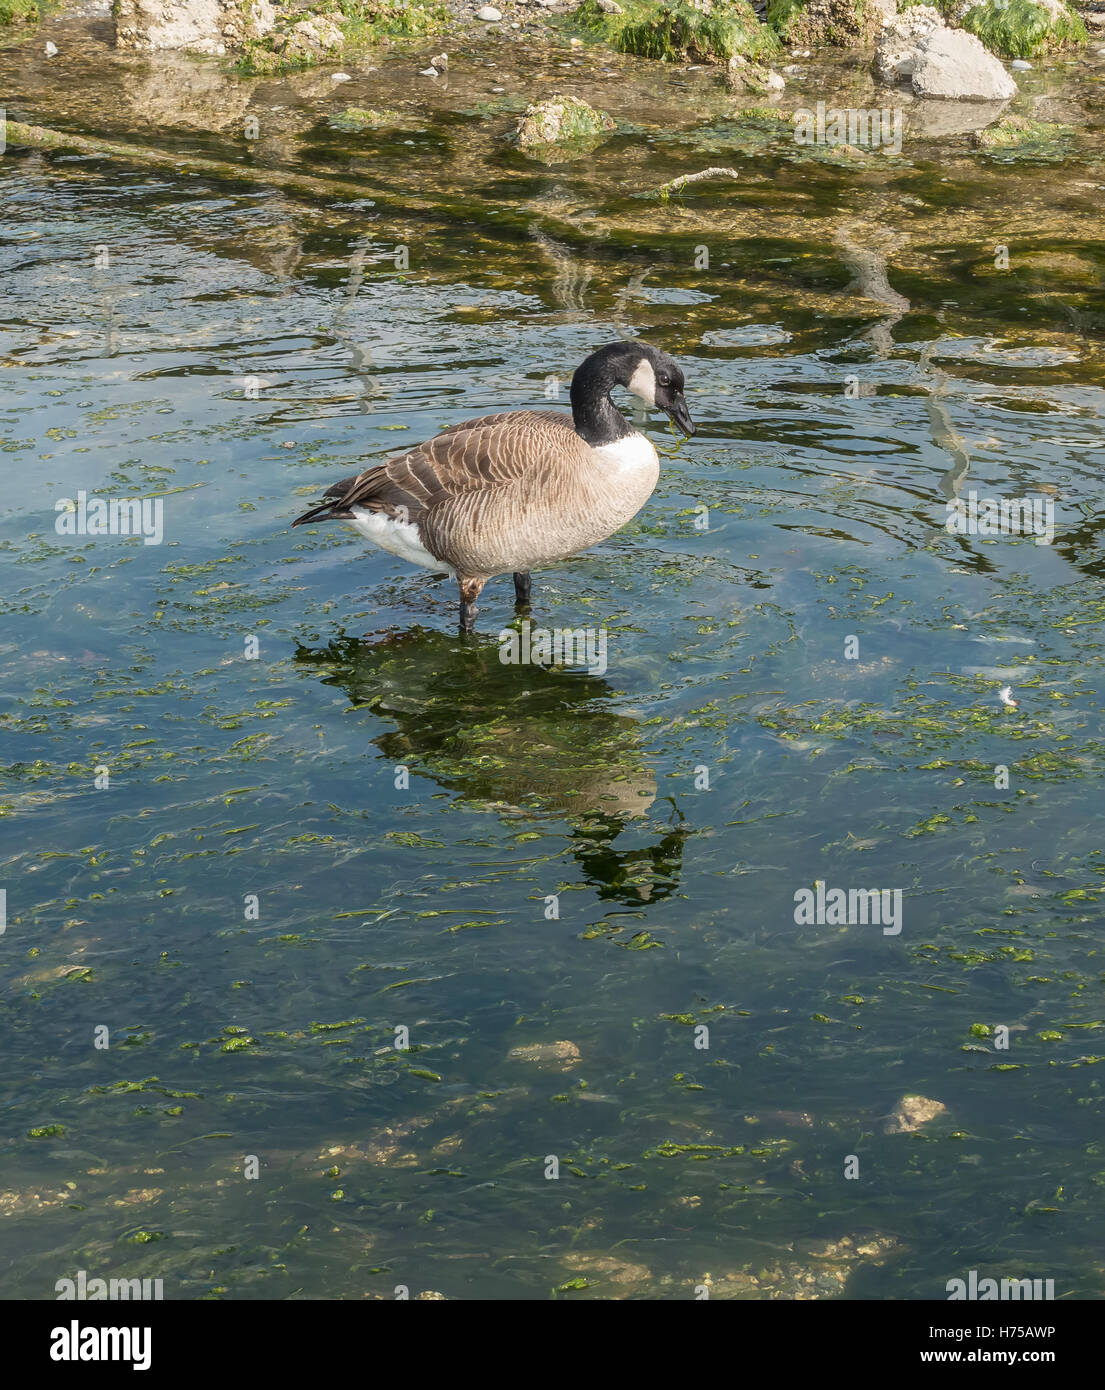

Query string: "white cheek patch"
[[627, 359, 657, 407]]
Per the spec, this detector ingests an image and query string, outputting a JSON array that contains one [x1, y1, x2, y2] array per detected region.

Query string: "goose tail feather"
[[291, 500, 353, 527]]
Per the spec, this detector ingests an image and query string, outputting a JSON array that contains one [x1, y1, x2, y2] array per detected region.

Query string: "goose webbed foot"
[[458, 577, 485, 633]]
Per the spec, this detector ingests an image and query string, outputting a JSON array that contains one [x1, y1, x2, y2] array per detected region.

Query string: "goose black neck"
[[570, 367, 635, 447]]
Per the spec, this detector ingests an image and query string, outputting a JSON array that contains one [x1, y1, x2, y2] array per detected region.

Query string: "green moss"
[[576, 0, 779, 63], [0, 0, 38, 21], [335, 0, 450, 37], [969, 113, 1077, 162], [766, 0, 882, 46], [328, 106, 406, 130], [959, 0, 1086, 58], [515, 95, 616, 159], [236, 36, 311, 74]]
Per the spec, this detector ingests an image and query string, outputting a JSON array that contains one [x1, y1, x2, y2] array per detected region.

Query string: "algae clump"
[[575, 0, 780, 63], [959, 0, 1086, 59], [515, 94, 616, 159], [766, 0, 886, 46], [0, 0, 39, 22]]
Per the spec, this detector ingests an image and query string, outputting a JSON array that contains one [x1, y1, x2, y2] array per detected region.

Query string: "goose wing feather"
[[318, 410, 586, 522]]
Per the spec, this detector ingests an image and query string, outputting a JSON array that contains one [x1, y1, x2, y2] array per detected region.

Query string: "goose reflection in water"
[[294, 628, 687, 907]]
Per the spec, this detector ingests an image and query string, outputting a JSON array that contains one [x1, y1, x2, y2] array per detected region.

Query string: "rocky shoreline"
[[3, 0, 1104, 161]]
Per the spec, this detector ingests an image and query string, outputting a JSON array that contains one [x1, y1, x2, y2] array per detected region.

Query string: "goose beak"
[[668, 394, 695, 437]]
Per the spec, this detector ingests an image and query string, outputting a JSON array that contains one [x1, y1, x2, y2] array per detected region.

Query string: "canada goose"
[[291, 340, 694, 630]]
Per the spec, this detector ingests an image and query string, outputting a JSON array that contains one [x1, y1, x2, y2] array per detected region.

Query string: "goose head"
[[571, 340, 695, 443]]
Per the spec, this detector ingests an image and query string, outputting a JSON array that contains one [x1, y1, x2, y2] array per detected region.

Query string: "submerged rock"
[[883, 1093, 947, 1133], [114, 0, 275, 54], [507, 1040, 582, 1069], [515, 94, 615, 156], [874, 7, 1016, 100], [329, 106, 406, 131], [706, 1234, 901, 1299], [968, 111, 1072, 151], [726, 51, 786, 92]]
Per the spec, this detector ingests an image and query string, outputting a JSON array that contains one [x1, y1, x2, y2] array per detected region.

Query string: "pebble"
[[45, 40, 58, 57], [508, 1041, 581, 1070], [1011, 59, 1032, 70], [477, 5, 502, 19], [883, 1094, 947, 1135], [331, 72, 351, 82]]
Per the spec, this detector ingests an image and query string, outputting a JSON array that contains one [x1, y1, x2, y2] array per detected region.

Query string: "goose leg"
[[458, 577, 485, 633], [513, 571, 531, 607]]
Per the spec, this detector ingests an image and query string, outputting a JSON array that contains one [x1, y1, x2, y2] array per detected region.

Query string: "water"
[[2, 25, 1105, 1300]]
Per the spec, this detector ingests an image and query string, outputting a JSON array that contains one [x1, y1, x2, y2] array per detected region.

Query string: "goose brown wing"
[[310, 410, 586, 526]]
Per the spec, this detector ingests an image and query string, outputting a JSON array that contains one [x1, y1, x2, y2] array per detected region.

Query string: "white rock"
[[913, 28, 1017, 100], [113, 0, 276, 55], [875, 7, 1016, 101], [874, 6, 943, 85], [1011, 59, 1032, 70], [477, 5, 502, 18], [45, 40, 59, 56], [331, 72, 352, 82]]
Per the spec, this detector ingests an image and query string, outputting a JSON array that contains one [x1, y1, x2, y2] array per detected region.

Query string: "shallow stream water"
[[2, 14, 1105, 1299]]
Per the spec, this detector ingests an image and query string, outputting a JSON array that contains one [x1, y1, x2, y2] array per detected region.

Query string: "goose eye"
[[657, 375, 670, 387]]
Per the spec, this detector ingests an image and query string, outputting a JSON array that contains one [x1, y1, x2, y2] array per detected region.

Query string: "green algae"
[[960, 0, 1086, 59], [328, 106, 407, 131], [574, 0, 779, 62], [970, 114, 1079, 164], [766, 0, 882, 46], [0, 0, 38, 21]]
